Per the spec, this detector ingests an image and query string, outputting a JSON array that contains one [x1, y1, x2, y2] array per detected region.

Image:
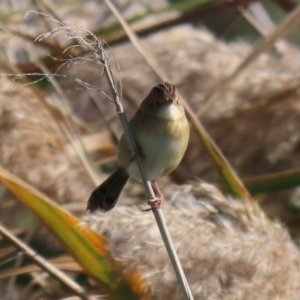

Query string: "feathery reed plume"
[[83, 181, 300, 299]]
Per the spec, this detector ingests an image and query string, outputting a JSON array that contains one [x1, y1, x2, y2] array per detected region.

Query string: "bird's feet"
[[143, 181, 164, 212], [143, 196, 163, 212]]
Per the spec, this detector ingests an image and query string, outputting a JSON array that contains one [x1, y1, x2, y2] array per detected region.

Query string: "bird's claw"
[[142, 196, 164, 212]]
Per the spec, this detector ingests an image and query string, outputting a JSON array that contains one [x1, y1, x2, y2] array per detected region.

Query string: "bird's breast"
[[126, 115, 189, 181]]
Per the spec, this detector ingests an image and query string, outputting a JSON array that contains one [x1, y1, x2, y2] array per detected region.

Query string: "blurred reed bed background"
[[1, 0, 300, 299]]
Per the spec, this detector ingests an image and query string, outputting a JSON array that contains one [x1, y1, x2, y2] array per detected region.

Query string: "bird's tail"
[[87, 167, 129, 212]]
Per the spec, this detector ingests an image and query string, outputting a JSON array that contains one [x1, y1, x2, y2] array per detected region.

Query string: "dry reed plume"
[[0, 2, 300, 298], [84, 182, 300, 300]]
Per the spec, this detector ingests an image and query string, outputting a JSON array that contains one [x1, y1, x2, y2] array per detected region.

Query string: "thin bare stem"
[[0, 224, 92, 300], [96, 33, 194, 300], [3, 228, 35, 300]]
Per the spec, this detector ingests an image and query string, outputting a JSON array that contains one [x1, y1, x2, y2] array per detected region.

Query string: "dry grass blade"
[[103, 0, 252, 203], [0, 224, 91, 300], [0, 246, 15, 258], [65, 132, 115, 157], [247, 2, 277, 34], [0, 23, 63, 53], [103, 0, 260, 47], [0, 255, 82, 279], [198, 3, 300, 115], [33, 60, 100, 186], [35, 0, 63, 24], [61, 122, 101, 186]]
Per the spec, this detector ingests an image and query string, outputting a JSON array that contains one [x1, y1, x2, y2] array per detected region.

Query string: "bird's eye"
[[154, 100, 160, 107]]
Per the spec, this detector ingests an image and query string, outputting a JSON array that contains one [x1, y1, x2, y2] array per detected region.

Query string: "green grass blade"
[[244, 168, 300, 194], [0, 166, 146, 300]]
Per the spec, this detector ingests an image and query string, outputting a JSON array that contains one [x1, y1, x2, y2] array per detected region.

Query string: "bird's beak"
[[165, 99, 173, 105]]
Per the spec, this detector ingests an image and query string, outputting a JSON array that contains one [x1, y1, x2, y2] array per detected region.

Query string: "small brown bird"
[[87, 82, 190, 212]]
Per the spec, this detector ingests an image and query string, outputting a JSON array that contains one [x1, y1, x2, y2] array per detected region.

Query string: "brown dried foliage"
[[84, 181, 300, 300], [1, 1, 300, 299], [0, 79, 92, 205]]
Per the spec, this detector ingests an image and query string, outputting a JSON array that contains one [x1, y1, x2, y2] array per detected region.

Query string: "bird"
[[87, 82, 190, 212]]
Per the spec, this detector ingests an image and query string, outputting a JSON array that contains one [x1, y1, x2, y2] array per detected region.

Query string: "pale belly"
[[126, 133, 186, 181]]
